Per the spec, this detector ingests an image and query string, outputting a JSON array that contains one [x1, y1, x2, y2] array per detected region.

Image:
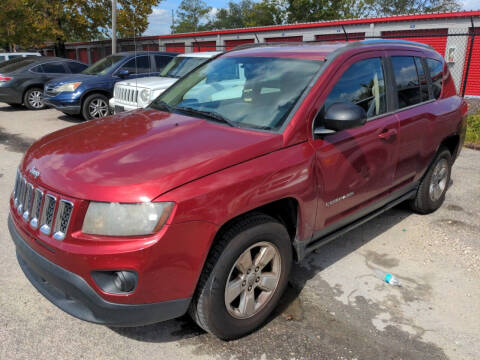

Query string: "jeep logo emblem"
[[29, 168, 40, 179]]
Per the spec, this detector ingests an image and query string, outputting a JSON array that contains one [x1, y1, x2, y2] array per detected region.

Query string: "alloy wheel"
[[88, 98, 109, 118], [28, 90, 44, 109], [429, 158, 449, 202], [224, 241, 281, 319]]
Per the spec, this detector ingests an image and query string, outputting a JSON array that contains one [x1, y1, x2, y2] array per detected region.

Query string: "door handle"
[[378, 128, 397, 141]]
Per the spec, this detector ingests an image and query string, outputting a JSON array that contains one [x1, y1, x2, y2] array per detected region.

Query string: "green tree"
[[368, 0, 460, 16], [287, 0, 372, 23], [171, 0, 211, 33], [0, 0, 161, 54]]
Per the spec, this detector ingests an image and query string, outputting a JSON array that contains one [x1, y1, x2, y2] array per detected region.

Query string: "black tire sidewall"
[[203, 222, 292, 339], [82, 93, 109, 120], [23, 88, 45, 110]]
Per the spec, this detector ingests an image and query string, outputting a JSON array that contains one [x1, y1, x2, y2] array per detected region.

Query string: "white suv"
[[0, 52, 41, 63], [109, 52, 221, 113]]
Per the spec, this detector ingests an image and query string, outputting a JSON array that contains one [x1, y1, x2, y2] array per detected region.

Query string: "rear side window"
[[30, 65, 44, 73], [66, 61, 88, 73], [426, 58, 443, 99], [120, 56, 151, 74], [154, 55, 173, 71], [391, 56, 422, 109], [42, 62, 67, 73], [324, 57, 387, 119]]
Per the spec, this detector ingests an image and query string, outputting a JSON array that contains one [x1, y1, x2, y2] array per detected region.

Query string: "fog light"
[[113, 271, 136, 292], [91, 270, 137, 294]]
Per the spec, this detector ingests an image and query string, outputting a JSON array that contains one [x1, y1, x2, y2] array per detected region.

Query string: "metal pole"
[[462, 16, 475, 97], [112, 0, 117, 54]]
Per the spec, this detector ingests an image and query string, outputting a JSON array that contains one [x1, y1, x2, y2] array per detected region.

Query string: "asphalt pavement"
[[0, 104, 479, 360]]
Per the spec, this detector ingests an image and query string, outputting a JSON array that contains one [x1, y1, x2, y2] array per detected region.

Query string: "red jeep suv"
[[9, 40, 467, 339]]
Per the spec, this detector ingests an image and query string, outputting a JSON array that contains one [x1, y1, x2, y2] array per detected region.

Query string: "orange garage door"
[[315, 32, 365, 42], [78, 48, 88, 64], [225, 39, 255, 50], [461, 28, 480, 96], [192, 41, 217, 52], [266, 36, 303, 43], [165, 43, 185, 53], [382, 29, 448, 56]]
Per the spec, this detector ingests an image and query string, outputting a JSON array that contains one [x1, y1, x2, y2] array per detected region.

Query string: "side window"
[[42, 62, 67, 73], [154, 55, 173, 71], [414, 57, 430, 102], [66, 62, 88, 73], [0, 55, 6, 62], [324, 57, 386, 119], [120, 56, 151, 74], [391, 56, 421, 109], [426, 58, 443, 100], [30, 65, 44, 73]]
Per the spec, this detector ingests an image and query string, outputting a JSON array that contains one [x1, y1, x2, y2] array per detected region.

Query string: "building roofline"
[[66, 10, 480, 46]]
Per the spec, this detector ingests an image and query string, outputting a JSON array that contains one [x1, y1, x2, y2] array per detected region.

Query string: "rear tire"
[[81, 93, 110, 120], [189, 214, 292, 340], [23, 87, 45, 110], [410, 147, 452, 214]]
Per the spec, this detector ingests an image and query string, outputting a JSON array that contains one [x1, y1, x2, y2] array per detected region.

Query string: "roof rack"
[[231, 38, 433, 52]]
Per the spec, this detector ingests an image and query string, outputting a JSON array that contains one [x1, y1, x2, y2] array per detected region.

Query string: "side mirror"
[[314, 102, 367, 136], [117, 69, 129, 77]]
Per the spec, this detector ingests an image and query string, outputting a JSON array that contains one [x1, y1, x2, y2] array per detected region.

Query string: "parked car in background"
[[0, 57, 88, 110], [110, 52, 221, 113], [43, 51, 177, 120], [9, 40, 467, 340], [0, 52, 41, 63]]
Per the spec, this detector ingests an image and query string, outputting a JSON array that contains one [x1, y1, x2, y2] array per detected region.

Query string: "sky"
[[144, 0, 480, 36]]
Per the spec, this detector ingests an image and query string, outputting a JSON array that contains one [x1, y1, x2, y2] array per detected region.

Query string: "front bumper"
[[109, 98, 140, 113], [9, 215, 191, 326], [44, 98, 81, 115]]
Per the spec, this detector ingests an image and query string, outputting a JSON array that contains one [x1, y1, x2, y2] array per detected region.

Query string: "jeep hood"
[[117, 76, 177, 90], [21, 110, 283, 202]]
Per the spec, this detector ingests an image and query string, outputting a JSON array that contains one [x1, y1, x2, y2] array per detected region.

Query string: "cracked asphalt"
[[0, 103, 479, 360]]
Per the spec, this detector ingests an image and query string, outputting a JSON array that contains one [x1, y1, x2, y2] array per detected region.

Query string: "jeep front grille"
[[53, 200, 74, 241], [115, 84, 139, 105], [12, 171, 74, 240]]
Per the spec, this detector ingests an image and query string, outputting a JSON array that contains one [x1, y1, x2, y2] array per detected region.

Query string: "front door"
[[311, 54, 400, 237]]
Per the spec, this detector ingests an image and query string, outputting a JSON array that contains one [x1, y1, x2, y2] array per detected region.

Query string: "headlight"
[[139, 89, 151, 103], [82, 202, 174, 236], [55, 82, 82, 93]]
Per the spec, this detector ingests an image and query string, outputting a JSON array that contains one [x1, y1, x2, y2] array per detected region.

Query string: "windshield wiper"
[[153, 101, 175, 113], [175, 106, 237, 128]]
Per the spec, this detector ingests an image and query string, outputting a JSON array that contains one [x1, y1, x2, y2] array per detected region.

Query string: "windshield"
[[151, 56, 323, 131], [159, 56, 209, 78], [82, 55, 125, 75], [0, 58, 35, 73]]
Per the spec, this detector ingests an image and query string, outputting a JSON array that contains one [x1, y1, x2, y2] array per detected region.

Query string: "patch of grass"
[[466, 113, 480, 150]]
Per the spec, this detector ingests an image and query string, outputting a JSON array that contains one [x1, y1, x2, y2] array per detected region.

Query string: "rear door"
[[311, 51, 400, 237], [388, 53, 437, 185]]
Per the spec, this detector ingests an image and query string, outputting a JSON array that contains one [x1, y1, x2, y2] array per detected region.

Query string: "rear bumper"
[[9, 215, 191, 327]]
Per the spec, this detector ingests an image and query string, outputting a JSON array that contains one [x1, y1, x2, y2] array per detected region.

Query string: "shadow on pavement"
[[107, 206, 449, 360]]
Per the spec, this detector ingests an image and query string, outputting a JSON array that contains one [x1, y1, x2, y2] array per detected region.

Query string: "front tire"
[[190, 214, 292, 340], [81, 93, 110, 120], [410, 147, 452, 214], [23, 87, 45, 110]]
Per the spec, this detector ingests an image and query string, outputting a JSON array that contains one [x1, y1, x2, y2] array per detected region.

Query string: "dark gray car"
[[0, 57, 87, 110]]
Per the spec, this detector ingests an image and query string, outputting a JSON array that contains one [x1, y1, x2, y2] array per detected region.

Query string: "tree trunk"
[[55, 37, 66, 58]]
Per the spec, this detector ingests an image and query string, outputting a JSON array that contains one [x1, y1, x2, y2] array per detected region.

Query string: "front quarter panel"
[[156, 141, 317, 244]]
